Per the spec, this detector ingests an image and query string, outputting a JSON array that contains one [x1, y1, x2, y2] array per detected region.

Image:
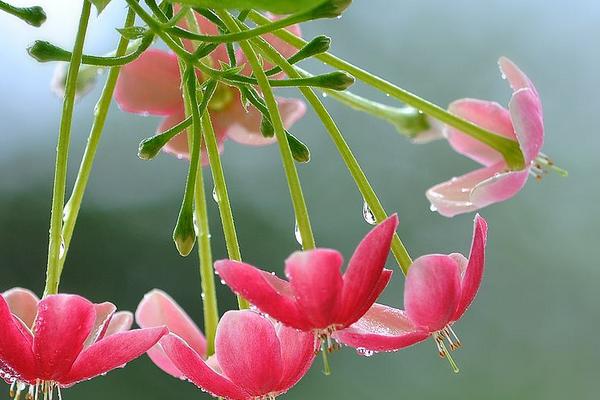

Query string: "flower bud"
[[309, 0, 352, 19], [286, 131, 311, 163], [317, 71, 355, 91], [260, 116, 275, 138], [1, 3, 46, 27], [173, 212, 196, 257], [293, 35, 331, 61], [27, 40, 70, 63]]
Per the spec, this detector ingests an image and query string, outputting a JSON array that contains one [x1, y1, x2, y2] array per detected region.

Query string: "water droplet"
[[356, 347, 374, 357], [176, 154, 184, 160], [430, 204, 438, 212], [385, 93, 390, 97], [201, 293, 206, 299], [501, 72, 507, 80], [193, 214, 200, 235], [212, 187, 220, 203], [322, 92, 328, 98], [362, 200, 377, 225], [59, 239, 66, 258], [294, 220, 303, 246]]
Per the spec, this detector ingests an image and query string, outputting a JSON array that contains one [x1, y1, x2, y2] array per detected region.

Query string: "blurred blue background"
[[1, 1, 598, 399]]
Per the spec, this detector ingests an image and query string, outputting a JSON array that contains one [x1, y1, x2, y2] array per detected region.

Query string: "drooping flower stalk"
[[248, 11, 526, 171], [58, 7, 137, 279], [44, 0, 91, 296], [217, 9, 316, 251]]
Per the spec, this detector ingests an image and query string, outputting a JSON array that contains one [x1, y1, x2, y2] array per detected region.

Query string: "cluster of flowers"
[[1, 214, 485, 399]]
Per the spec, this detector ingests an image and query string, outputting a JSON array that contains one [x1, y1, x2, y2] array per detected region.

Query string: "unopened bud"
[[310, 0, 352, 19], [1, 3, 46, 27], [173, 212, 196, 256], [318, 71, 355, 91], [286, 131, 311, 163]]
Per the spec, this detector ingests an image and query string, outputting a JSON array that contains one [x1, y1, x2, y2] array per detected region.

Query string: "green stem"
[[248, 11, 525, 170], [43, 0, 91, 296], [0, 0, 45, 26], [217, 10, 316, 250], [57, 7, 137, 278], [248, 27, 412, 273]]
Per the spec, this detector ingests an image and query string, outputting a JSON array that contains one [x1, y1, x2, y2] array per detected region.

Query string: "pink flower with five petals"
[[215, 215, 398, 348], [114, 14, 306, 161], [0, 289, 167, 399], [136, 291, 314, 400], [427, 57, 544, 217], [335, 215, 487, 368]]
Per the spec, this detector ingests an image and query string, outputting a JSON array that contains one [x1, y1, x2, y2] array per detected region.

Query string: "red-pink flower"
[[0, 289, 167, 399], [136, 291, 314, 400], [215, 215, 398, 348], [114, 14, 306, 161], [335, 215, 487, 365], [427, 57, 544, 217]]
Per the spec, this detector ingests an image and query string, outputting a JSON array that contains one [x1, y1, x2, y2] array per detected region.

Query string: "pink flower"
[[136, 291, 314, 400], [214, 215, 398, 348], [427, 57, 544, 217], [114, 14, 306, 161], [0, 289, 167, 399], [335, 215, 487, 365]]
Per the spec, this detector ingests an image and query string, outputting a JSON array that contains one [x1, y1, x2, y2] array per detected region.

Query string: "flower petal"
[[343, 268, 393, 327], [452, 214, 488, 321], [2, 287, 39, 329], [33, 294, 96, 381], [426, 162, 508, 217], [104, 311, 133, 337], [334, 303, 429, 352], [216, 311, 283, 396], [61, 327, 168, 386], [445, 99, 515, 167], [136, 290, 206, 378], [338, 215, 398, 325], [223, 97, 306, 146], [160, 334, 248, 400], [498, 57, 539, 97], [285, 249, 344, 329], [509, 88, 544, 164], [404, 255, 462, 332], [215, 260, 311, 330], [114, 49, 183, 116], [274, 324, 315, 394], [0, 295, 36, 383], [469, 168, 529, 208], [84, 302, 116, 348]]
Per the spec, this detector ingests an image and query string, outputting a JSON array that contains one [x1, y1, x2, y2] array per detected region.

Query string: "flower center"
[[314, 325, 342, 353], [207, 82, 234, 112], [254, 394, 277, 400], [432, 325, 461, 373], [530, 153, 568, 180], [9, 380, 62, 400]]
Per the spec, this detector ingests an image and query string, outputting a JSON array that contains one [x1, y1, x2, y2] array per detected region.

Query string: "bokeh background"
[[1, 0, 598, 399]]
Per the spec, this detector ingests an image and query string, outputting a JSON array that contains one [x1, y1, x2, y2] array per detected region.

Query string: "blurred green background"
[[1, 1, 598, 399]]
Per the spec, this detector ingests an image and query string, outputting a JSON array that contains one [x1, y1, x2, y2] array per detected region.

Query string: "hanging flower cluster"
[[0, 0, 565, 399]]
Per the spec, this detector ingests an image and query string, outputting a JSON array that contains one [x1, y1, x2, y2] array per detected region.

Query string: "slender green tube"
[[44, 1, 91, 296]]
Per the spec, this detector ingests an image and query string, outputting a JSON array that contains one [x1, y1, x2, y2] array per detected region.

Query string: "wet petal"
[[498, 56, 539, 97], [445, 99, 515, 166], [334, 303, 429, 352], [114, 49, 183, 116], [339, 215, 398, 325], [215, 260, 311, 330], [33, 294, 96, 381], [404, 255, 462, 332], [2, 287, 39, 329], [223, 97, 306, 146], [285, 249, 344, 329], [470, 169, 529, 208], [452, 215, 488, 321], [0, 295, 36, 383], [104, 311, 134, 337], [160, 334, 248, 400], [509, 88, 544, 164], [85, 302, 116, 347], [343, 268, 393, 327], [136, 290, 206, 378], [274, 324, 315, 394], [216, 311, 283, 396], [61, 327, 168, 386]]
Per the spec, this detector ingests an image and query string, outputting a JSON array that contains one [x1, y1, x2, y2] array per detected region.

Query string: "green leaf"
[[86, 0, 111, 14], [167, 0, 326, 14]]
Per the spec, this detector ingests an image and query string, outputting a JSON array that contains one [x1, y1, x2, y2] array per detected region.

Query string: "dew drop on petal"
[[294, 220, 303, 246], [356, 347, 374, 357], [362, 200, 377, 225], [430, 204, 438, 212]]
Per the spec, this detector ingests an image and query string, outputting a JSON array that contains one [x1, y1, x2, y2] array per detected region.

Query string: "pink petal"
[[426, 162, 508, 217], [274, 324, 315, 394], [214, 260, 311, 331], [61, 327, 168, 386], [104, 311, 133, 336], [2, 287, 39, 329], [216, 311, 282, 396], [404, 255, 462, 332], [160, 334, 248, 400], [445, 99, 516, 167], [33, 294, 96, 381], [509, 88, 544, 164], [334, 303, 429, 352], [344, 268, 393, 327], [0, 294, 36, 383], [114, 49, 183, 116], [498, 57, 539, 97], [452, 214, 488, 321], [136, 290, 207, 378], [85, 302, 116, 348], [469, 168, 529, 208], [223, 97, 306, 146], [160, 109, 226, 163], [285, 249, 344, 329], [176, 7, 229, 66], [338, 215, 398, 325]]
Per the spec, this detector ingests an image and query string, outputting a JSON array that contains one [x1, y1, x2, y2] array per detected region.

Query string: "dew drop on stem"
[[294, 220, 303, 246], [362, 200, 377, 225]]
